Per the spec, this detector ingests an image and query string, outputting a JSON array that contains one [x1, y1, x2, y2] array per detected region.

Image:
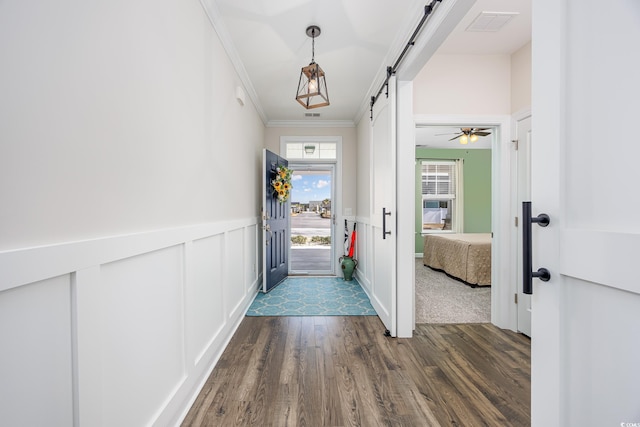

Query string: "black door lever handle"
[[523, 201, 551, 295], [382, 207, 392, 239]]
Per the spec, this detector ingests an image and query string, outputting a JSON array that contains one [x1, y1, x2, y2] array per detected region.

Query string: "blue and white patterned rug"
[[246, 277, 377, 316]]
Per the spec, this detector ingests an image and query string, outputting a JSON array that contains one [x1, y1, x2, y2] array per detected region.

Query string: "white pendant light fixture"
[[296, 25, 330, 109]]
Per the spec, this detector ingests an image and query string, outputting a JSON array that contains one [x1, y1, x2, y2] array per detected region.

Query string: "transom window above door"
[[285, 142, 336, 160]]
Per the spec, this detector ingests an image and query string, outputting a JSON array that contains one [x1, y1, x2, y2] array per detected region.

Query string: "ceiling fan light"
[[460, 135, 469, 144], [470, 134, 478, 143]]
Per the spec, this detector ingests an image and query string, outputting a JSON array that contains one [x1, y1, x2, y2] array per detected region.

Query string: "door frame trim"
[[280, 136, 343, 276], [511, 108, 532, 335], [286, 162, 337, 275], [412, 113, 513, 331]]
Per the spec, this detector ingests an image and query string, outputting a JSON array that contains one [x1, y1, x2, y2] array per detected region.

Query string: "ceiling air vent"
[[466, 11, 519, 32], [304, 112, 321, 118]]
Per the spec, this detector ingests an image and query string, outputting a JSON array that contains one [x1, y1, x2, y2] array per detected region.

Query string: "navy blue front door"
[[262, 149, 289, 292]]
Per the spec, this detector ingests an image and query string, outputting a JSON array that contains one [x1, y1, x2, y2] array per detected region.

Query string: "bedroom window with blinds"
[[421, 160, 463, 233]]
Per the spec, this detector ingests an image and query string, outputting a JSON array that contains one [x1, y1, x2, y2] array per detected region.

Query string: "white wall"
[[511, 42, 532, 113], [0, 0, 264, 251], [412, 47, 531, 116], [0, 0, 264, 425], [354, 115, 373, 293], [412, 53, 511, 115], [355, 118, 372, 221]]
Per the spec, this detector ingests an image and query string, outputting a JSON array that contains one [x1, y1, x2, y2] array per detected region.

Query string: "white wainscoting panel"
[[100, 246, 186, 426], [74, 265, 104, 426], [245, 224, 258, 291], [354, 217, 373, 295], [226, 228, 245, 318], [0, 274, 74, 426], [190, 234, 225, 365], [0, 218, 261, 426]]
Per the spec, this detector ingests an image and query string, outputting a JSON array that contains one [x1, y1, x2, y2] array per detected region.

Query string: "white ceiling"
[[210, 0, 531, 126], [437, 0, 531, 55]]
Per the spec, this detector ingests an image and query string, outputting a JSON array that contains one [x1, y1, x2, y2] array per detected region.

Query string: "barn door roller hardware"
[[370, 0, 443, 120]]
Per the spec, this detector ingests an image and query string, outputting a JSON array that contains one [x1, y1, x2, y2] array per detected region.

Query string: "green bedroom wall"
[[415, 148, 492, 253]]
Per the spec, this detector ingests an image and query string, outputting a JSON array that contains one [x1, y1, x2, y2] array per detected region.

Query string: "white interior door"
[[515, 115, 532, 337], [532, 1, 640, 425], [371, 77, 397, 336]]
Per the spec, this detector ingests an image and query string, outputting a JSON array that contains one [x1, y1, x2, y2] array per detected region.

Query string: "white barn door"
[[370, 77, 397, 336], [532, 1, 640, 425]]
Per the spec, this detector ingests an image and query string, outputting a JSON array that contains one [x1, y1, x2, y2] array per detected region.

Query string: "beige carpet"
[[415, 259, 491, 324]]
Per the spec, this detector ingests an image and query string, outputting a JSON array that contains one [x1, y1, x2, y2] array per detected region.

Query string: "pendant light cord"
[[311, 28, 316, 63]]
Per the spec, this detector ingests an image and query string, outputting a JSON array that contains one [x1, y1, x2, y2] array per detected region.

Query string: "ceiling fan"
[[437, 127, 492, 144]]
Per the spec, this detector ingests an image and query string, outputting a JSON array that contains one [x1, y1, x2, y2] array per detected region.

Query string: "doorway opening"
[[288, 165, 335, 275], [280, 136, 342, 277], [414, 123, 496, 324]]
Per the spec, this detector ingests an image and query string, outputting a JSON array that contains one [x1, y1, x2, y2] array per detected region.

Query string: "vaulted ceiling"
[[206, 0, 531, 125]]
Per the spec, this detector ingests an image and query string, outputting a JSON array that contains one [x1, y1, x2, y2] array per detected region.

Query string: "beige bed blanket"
[[422, 233, 491, 286]]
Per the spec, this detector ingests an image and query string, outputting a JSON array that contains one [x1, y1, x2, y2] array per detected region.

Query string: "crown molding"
[[199, 0, 269, 125], [267, 120, 355, 128]]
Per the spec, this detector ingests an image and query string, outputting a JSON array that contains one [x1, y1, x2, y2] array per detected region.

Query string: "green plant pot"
[[339, 256, 358, 281]]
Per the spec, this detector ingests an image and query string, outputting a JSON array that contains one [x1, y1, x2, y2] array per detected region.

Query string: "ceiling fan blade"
[[448, 135, 462, 141], [473, 128, 491, 132], [434, 132, 457, 136], [474, 132, 491, 137]]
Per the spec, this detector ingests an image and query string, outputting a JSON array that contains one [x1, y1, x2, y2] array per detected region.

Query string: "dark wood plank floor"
[[182, 317, 530, 426]]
